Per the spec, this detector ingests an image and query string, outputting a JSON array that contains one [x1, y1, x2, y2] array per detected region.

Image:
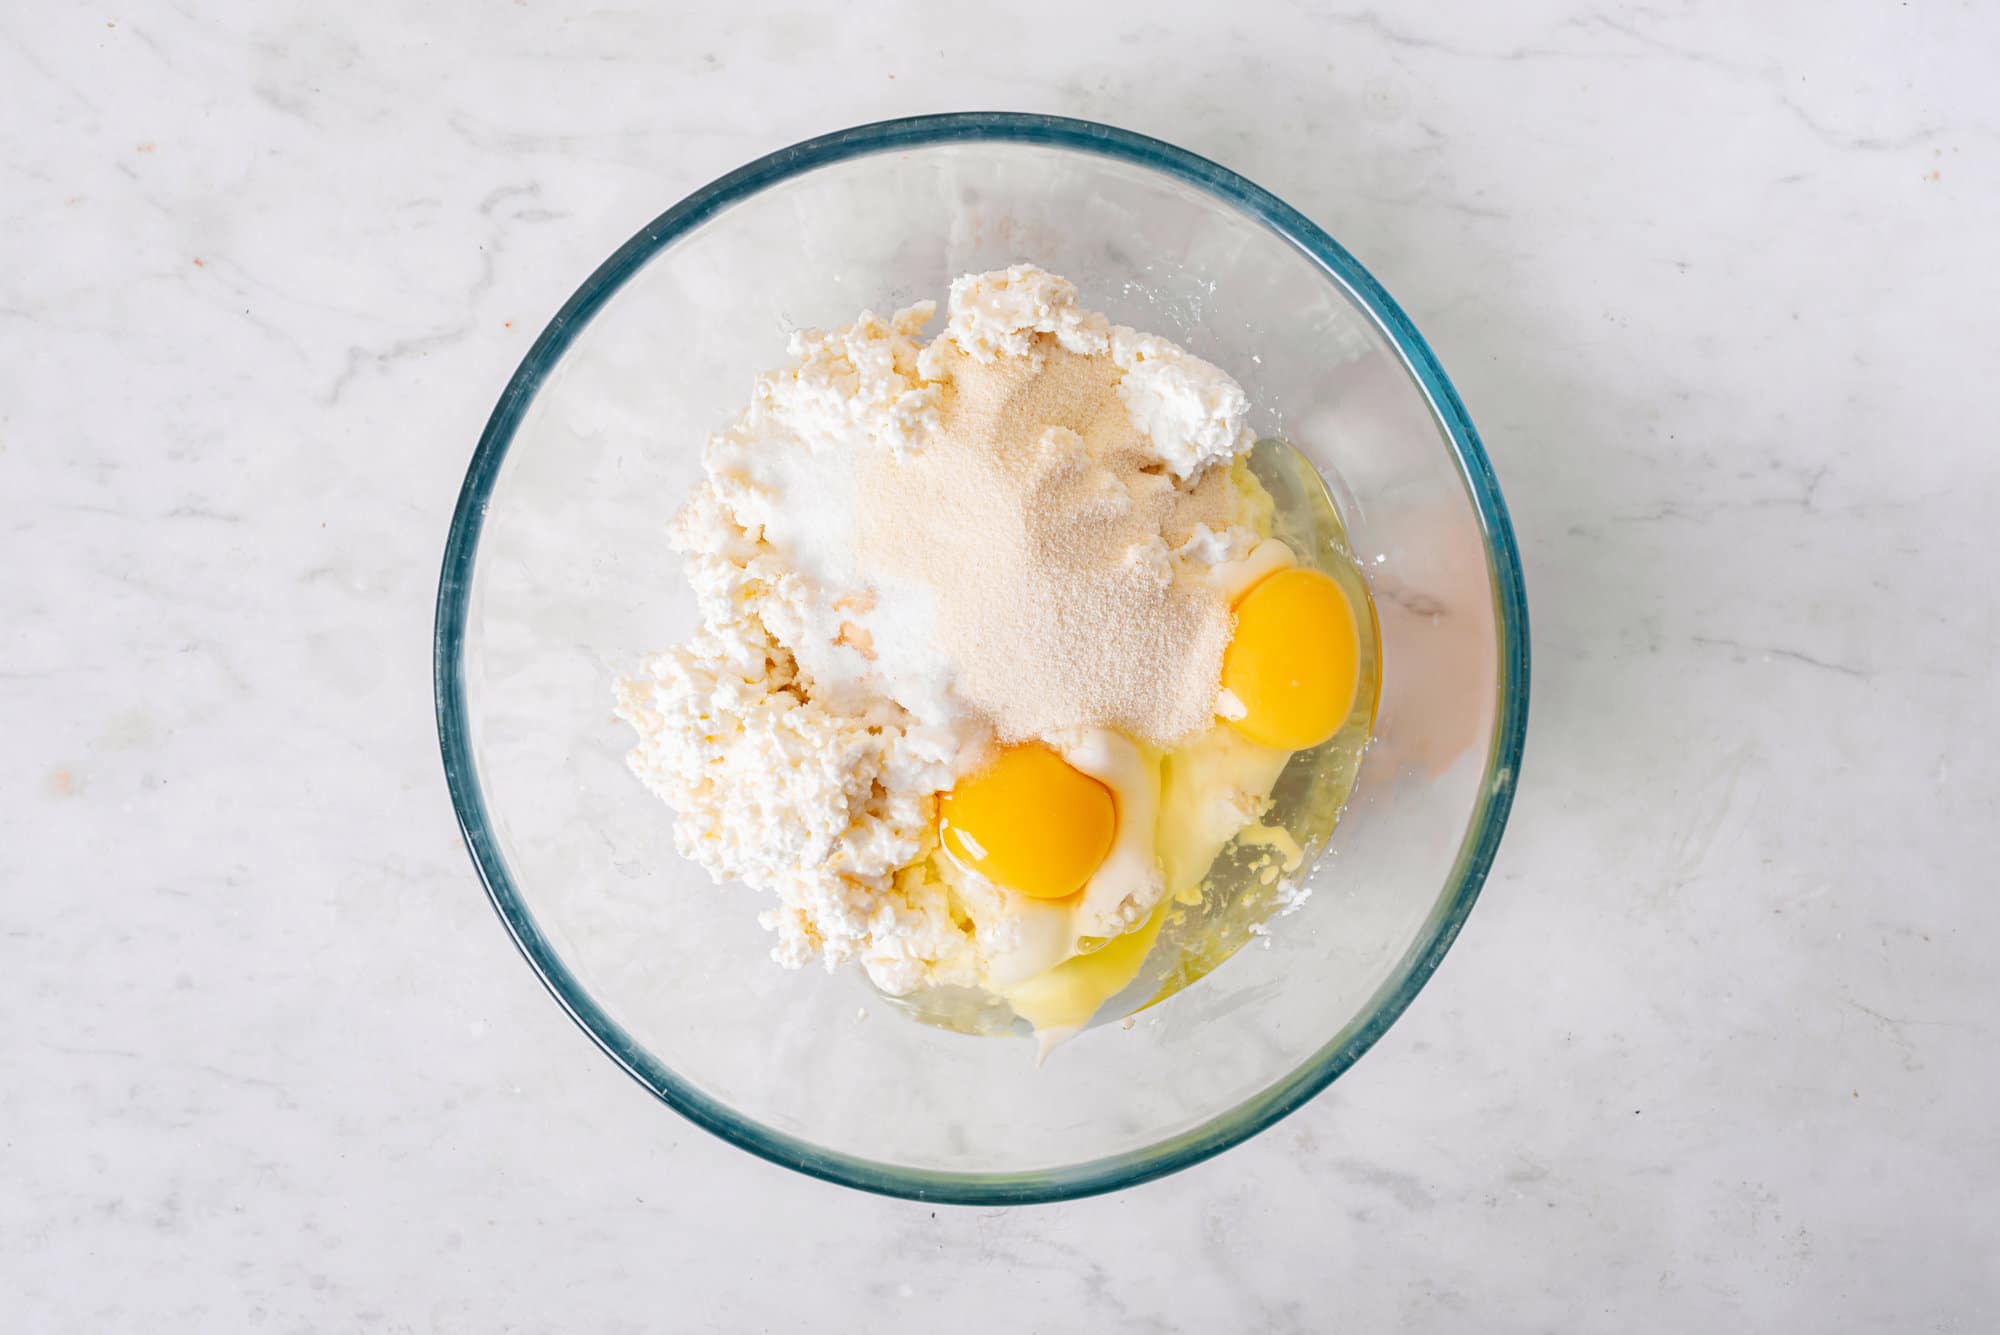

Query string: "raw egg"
[[1220, 566, 1360, 751], [939, 744, 1117, 900]]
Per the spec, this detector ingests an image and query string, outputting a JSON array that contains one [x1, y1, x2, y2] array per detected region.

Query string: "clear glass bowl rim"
[[433, 111, 1530, 1205]]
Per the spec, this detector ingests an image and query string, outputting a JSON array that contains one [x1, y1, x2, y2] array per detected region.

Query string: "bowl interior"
[[440, 118, 1525, 1200]]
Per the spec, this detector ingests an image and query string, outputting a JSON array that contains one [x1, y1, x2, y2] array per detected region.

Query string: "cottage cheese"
[[612, 490, 975, 993]]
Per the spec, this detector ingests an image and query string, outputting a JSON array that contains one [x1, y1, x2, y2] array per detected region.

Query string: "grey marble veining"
[[3, 0, 1996, 1329]]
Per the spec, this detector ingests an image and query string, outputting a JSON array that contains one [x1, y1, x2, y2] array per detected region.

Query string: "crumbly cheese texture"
[[615, 266, 1265, 993], [613, 489, 975, 993]]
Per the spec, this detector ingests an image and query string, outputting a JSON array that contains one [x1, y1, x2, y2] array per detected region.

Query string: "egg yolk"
[[938, 745, 1116, 900], [1220, 566, 1361, 751]]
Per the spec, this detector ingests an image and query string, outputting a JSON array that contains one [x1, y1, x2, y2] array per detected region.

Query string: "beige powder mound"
[[855, 340, 1241, 746]]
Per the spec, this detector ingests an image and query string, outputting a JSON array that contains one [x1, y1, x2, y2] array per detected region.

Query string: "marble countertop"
[[6, 1, 1996, 1328]]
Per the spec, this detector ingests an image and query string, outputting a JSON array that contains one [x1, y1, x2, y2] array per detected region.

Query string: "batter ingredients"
[[615, 264, 1373, 1044]]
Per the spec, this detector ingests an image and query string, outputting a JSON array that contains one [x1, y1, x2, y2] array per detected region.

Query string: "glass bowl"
[[435, 113, 1528, 1203]]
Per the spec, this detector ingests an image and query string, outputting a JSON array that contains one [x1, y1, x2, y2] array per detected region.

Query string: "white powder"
[[855, 333, 1247, 745]]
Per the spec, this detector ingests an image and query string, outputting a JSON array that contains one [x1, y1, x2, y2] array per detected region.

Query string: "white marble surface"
[[5, 0, 1997, 1328]]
